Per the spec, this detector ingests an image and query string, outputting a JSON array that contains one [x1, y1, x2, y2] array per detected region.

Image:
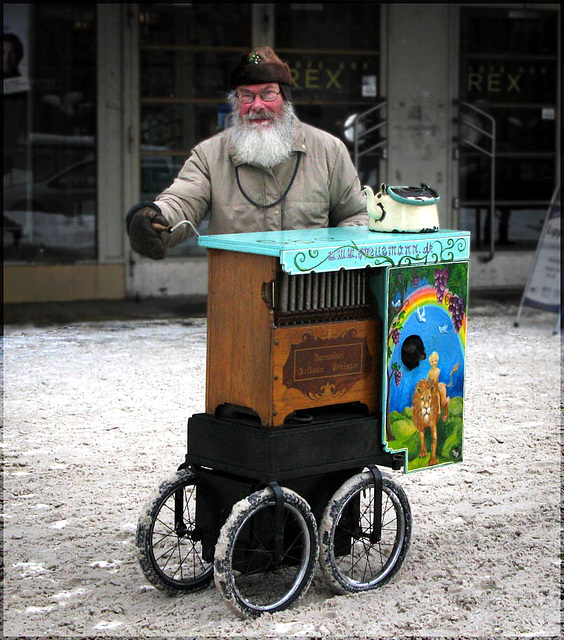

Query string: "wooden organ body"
[[199, 227, 470, 472]]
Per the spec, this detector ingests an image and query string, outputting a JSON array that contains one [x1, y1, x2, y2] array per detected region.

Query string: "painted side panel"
[[384, 262, 469, 472]]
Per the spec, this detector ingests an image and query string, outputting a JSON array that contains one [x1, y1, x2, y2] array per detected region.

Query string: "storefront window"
[[139, 3, 252, 256], [458, 7, 558, 250], [3, 4, 97, 262]]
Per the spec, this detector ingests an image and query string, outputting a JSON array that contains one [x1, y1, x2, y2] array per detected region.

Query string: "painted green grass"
[[389, 396, 463, 470]]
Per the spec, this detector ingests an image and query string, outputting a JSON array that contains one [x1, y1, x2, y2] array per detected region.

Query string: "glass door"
[[273, 3, 383, 187], [457, 6, 559, 252]]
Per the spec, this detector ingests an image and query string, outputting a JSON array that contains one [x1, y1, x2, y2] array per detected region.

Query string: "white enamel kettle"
[[363, 183, 440, 233]]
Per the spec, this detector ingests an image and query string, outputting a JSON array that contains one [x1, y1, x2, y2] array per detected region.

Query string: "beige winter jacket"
[[156, 117, 368, 247]]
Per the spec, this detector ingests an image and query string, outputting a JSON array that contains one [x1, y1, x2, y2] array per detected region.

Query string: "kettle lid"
[[384, 183, 440, 206]]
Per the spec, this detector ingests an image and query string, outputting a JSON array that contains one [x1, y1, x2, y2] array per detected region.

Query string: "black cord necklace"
[[235, 152, 302, 209]]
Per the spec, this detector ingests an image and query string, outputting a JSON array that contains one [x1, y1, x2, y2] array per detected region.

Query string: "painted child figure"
[[426, 351, 458, 420]]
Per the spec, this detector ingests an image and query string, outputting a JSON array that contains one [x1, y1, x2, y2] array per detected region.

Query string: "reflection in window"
[[3, 4, 97, 263]]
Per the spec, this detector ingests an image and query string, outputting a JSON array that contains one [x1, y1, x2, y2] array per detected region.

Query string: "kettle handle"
[[370, 203, 386, 222], [367, 207, 383, 222]]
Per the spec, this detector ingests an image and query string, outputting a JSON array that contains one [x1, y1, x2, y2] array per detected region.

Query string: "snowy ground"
[[2, 300, 561, 639]]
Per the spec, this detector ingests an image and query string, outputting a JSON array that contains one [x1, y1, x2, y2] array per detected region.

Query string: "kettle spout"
[[363, 185, 382, 221]]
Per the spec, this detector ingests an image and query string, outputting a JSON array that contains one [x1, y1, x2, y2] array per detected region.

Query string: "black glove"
[[126, 202, 170, 260]]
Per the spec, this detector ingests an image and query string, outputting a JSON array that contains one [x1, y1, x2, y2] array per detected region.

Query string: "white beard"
[[230, 101, 295, 169]]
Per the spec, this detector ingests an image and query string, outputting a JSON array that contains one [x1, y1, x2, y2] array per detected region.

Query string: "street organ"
[[136, 221, 470, 619]]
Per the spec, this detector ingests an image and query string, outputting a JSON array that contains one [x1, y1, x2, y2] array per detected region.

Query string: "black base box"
[[186, 411, 402, 483]]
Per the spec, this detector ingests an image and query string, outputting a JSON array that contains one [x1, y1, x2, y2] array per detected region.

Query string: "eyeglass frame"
[[236, 89, 281, 104]]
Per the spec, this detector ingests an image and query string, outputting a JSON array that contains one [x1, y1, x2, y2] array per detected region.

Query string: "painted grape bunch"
[[434, 267, 449, 303], [394, 368, 402, 387], [391, 328, 401, 345], [449, 294, 466, 333]]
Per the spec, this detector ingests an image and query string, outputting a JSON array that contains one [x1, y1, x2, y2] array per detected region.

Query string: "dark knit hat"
[[231, 47, 292, 100]]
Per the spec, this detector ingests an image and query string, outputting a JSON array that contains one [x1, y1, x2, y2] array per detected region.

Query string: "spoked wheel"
[[136, 467, 213, 594], [214, 486, 318, 619], [319, 470, 411, 594]]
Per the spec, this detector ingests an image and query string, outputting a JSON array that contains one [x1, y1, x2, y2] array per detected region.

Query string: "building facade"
[[3, 3, 561, 303]]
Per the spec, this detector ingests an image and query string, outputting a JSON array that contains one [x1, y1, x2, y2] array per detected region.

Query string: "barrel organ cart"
[[136, 225, 470, 619]]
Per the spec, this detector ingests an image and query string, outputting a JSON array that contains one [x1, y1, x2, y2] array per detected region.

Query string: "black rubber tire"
[[214, 486, 318, 619], [136, 468, 213, 595], [319, 470, 411, 594]]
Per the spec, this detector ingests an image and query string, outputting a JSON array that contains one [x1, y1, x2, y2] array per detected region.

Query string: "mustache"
[[244, 110, 275, 122]]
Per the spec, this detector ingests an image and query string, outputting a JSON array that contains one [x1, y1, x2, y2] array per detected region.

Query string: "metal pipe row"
[[277, 270, 366, 313]]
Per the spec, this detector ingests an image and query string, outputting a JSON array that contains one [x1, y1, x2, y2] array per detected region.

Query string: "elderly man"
[[126, 47, 368, 260]]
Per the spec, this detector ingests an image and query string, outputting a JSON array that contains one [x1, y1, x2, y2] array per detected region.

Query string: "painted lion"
[[412, 379, 441, 466]]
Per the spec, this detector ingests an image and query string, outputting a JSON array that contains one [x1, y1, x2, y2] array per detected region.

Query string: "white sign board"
[[522, 194, 561, 313], [516, 185, 561, 333]]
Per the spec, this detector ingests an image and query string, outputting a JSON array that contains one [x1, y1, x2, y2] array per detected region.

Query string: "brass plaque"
[[282, 328, 374, 399]]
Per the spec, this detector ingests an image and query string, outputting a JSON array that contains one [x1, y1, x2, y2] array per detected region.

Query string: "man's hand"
[[126, 203, 170, 260]]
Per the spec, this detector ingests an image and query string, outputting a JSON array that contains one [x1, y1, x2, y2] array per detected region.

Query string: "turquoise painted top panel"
[[198, 227, 470, 274]]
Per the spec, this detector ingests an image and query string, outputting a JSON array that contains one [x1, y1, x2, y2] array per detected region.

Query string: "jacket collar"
[[228, 116, 306, 167]]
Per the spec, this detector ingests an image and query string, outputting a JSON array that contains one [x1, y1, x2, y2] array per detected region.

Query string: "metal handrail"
[[353, 100, 388, 171], [458, 101, 496, 262]]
